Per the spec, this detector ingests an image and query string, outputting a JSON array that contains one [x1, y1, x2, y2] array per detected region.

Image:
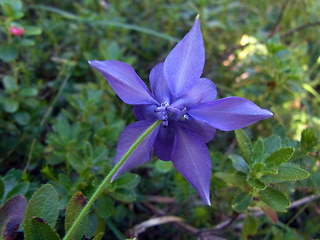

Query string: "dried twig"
[[281, 21, 320, 38], [268, 0, 289, 38], [131, 193, 320, 239]]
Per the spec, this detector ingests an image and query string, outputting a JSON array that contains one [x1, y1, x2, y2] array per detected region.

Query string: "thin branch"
[[281, 21, 320, 38], [268, 0, 289, 38]]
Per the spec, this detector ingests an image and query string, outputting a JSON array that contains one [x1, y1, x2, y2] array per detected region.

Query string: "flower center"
[[154, 102, 187, 127]]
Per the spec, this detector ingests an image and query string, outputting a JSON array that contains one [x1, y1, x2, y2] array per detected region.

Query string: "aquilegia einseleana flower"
[[89, 16, 273, 205]]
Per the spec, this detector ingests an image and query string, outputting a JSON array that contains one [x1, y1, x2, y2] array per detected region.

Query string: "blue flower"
[[89, 17, 273, 205]]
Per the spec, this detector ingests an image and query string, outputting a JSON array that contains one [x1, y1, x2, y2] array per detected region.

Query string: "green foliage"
[[0, 0, 320, 239], [23, 184, 59, 240]]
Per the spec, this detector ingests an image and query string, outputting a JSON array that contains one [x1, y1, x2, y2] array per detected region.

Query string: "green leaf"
[[83, 141, 93, 159], [247, 177, 266, 190], [113, 173, 140, 189], [261, 163, 309, 183], [252, 138, 264, 163], [263, 136, 281, 158], [0, 45, 18, 62], [2, 75, 17, 93], [67, 153, 86, 172], [232, 192, 252, 212], [18, 39, 36, 46], [65, 192, 88, 240], [215, 172, 247, 187], [29, 217, 60, 240], [109, 189, 136, 203], [235, 129, 252, 163], [23, 184, 59, 240], [155, 159, 173, 173], [92, 232, 104, 240], [0, 195, 27, 239], [301, 128, 318, 151], [19, 88, 38, 97], [5, 182, 29, 201], [242, 213, 257, 239], [0, 2, 14, 17], [55, 117, 71, 141], [13, 112, 31, 126], [23, 26, 42, 36], [229, 154, 248, 173], [0, 179, 4, 201], [259, 187, 290, 212], [265, 147, 294, 167], [3, 98, 19, 113], [95, 196, 114, 219]]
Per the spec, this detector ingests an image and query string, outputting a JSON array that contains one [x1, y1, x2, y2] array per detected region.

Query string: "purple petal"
[[171, 127, 211, 205], [180, 116, 216, 143], [171, 78, 217, 108], [133, 104, 157, 121], [149, 62, 171, 104], [89, 60, 158, 105], [111, 120, 160, 181], [164, 17, 205, 97], [188, 97, 273, 131], [153, 122, 177, 161]]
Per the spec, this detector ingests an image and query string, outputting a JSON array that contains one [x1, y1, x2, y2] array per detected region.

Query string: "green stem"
[[63, 120, 162, 240]]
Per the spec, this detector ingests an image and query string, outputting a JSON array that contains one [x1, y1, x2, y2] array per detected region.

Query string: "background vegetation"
[[0, 0, 320, 239]]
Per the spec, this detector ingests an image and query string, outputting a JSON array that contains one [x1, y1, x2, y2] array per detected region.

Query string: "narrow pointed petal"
[[89, 60, 158, 105], [133, 104, 157, 121], [164, 17, 205, 97], [171, 127, 211, 205], [149, 62, 171, 103], [153, 122, 177, 161], [171, 78, 217, 108], [111, 120, 160, 181], [180, 116, 216, 143], [188, 97, 273, 131]]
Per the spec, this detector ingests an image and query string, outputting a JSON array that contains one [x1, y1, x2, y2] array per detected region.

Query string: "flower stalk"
[[63, 120, 162, 240]]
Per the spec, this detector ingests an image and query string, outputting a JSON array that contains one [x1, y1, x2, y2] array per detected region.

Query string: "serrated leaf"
[[29, 217, 60, 240], [259, 187, 290, 212], [229, 154, 248, 173], [65, 192, 88, 240], [265, 147, 294, 167], [261, 163, 309, 183], [232, 192, 252, 212], [215, 172, 247, 187], [23, 184, 59, 240], [83, 141, 93, 159], [252, 138, 264, 163], [113, 173, 140, 189], [55, 117, 70, 141], [67, 153, 86, 172], [242, 213, 257, 239], [95, 196, 114, 219], [109, 189, 136, 202], [248, 177, 265, 190], [263, 136, 281, 158], [235, 129, 252, 163], [0, 195, 27, 240]]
